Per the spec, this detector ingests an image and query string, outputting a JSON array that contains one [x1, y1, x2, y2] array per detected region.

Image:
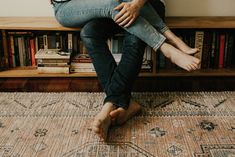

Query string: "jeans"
[[79, 0, 165, 109], [53, 0, 168, 50]]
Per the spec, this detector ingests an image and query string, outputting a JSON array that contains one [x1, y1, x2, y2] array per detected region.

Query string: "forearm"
[[131, 0, 147, 9]]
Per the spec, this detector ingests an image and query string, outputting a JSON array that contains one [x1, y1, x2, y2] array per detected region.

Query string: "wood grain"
[[1, 17, 235, 30]]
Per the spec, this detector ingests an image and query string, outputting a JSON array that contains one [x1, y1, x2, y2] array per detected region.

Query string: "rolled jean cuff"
[[153, 36, 166, 51], [160, 26, 169, 34], [104, 96, 130, 110]]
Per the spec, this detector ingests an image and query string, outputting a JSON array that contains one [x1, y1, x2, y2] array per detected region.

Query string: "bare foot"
[[91, 102, 116, 141], [164, 30, 199, 55], [110, 101, 141, 125], [160, 42, 201, 71]]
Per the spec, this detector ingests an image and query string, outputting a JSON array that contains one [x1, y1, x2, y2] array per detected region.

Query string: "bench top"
[[0, 16, 235, 30]]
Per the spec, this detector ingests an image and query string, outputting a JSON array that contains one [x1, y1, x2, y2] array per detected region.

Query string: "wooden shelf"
[[0, 16, 235, 79], [0, 17, 80, 31], [1, 16, 235, 30], [0, 67, 96, 78], [1, 67, 235, 78]]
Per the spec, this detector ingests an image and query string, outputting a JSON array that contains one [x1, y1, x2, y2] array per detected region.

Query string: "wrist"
[[131, 0, 147, 8]]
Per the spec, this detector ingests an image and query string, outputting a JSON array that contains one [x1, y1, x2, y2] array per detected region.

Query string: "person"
[[51, 0, 200, 72], [79, 0, 167, 141], [50, 0, 200, 140]]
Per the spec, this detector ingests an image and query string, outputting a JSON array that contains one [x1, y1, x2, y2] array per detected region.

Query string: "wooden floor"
[[0, 77, 235, 92]]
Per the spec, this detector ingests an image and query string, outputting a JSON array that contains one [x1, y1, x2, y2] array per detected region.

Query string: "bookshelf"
[[0, 16, 235, 78]]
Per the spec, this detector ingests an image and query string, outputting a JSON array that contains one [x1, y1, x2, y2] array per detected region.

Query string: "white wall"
[[165, 0, 235, 16], [0, 0, 235, 17]]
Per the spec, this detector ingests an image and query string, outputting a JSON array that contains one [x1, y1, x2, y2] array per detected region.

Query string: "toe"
[[110, 108, 123, 118]]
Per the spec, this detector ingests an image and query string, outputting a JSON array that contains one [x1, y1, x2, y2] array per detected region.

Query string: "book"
[[201, 31, 212, 69], [218, 34, 226, 68], [226, 32, 235, 67], [194, 31, 204, 69], [70, 67, 96, 73], [1, 30, 9, 68], [43, 35, 48, 49], [210, 31, 217, 68], [214, 32, 221, 68], [223, 32, 229, 68], [37, 66, 69, 74], [37, 63, 69, 67], [37, 59, 70, 64], [70, 62, 94, 69], [67, 33, 73, 53], [30, 38, 36, 66], [0, 33, 4, 70], [17, 37, 26, 66], [35, 49, 71, 60], [8, 35, 16, 68], [142, 46, 152, 71]]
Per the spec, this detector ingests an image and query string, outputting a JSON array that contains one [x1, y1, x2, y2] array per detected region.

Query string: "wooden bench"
[[1, 16, 235, 30]]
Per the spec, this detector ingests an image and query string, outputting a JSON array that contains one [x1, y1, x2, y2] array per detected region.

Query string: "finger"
[[114, 9, 127, 21], [114, 3, 125, 11], [118, 16, 132, 26], [124, 18, 135, 27], [116, 12, 130, 23]]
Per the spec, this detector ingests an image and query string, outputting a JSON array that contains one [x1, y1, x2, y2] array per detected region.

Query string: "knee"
[[80, 22, 96, 41], [80, 19, 110, 39]]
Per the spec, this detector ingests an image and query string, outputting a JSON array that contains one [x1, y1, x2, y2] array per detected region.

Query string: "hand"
[[114, 2, 141, 27]]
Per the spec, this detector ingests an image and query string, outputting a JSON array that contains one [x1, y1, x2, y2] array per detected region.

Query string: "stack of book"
[[70, 53, 95, 73], [35, 49, 71, 74]]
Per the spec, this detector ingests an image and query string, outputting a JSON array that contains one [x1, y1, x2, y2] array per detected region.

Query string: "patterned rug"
[[0, 92, 234, 157]]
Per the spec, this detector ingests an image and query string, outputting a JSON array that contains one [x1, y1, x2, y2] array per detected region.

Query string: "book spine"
[[223, 33, 229, 68], [70, 68, 96, 73], [25, 36, 31, 66], [201, 31, 212, 69], [47, 34, 57, 49], [43, 34, 48, 49], [68, 33, 73, 53], [1, 30, 9, 68], [55, 32, 61, 49], [72, 33, 79, 54], [9, 36, 16, 68], [37, 59, 70, 64], [37, 66, 70, 74], [30, 38, 36, 66], [218, 34, 225, 68], [210, 31, 216, 68], [0, 33, 3, 70], [214, 32, 220, 68], [37, 63, 69, 67], [18, 37, 24, 67], [13, 36, 20, 66], [70, 62, 94, 68], [194, 31, 204, 69], [226, 33, 234, 67]]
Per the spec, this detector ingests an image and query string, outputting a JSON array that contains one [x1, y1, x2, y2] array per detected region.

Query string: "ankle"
[[159, 43, 172, 58], [103, 102, 116, 111]]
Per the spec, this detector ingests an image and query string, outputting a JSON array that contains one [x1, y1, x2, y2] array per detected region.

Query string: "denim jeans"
[[53, 0, 168, 50], [79, 0, 165, 109]]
